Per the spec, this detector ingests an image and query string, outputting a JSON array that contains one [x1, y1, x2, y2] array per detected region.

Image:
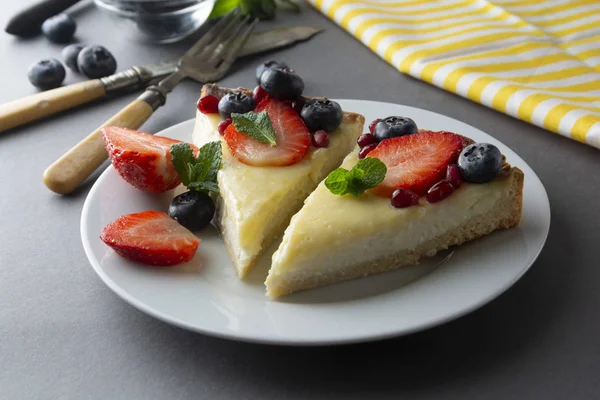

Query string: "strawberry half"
[[100, 210, 200, 266], [368, 131, 466, 197], [223, 98, 310, 166], [102, 127, 197, 193]]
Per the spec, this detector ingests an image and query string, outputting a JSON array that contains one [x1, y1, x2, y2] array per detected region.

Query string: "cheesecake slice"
[[193, 84, 365, 278], [266, 132, 524, 297]]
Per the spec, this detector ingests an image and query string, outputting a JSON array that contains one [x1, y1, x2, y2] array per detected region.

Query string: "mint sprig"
[[231, 110, 277, 146], [170, 141, 222, 194], [325, 157, 387, 196]]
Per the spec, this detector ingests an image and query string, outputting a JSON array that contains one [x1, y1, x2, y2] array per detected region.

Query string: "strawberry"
[[368, 131, 466, 197], [100, 210, 200, 266], [223, 98, 310, 166], [101, 127, 197, 193]]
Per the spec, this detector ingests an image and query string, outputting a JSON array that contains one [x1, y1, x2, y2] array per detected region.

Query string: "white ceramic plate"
[[81, 99, 550, 345]]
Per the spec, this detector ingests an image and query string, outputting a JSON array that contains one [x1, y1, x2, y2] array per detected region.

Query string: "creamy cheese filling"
[[270, 149, 513, 277]]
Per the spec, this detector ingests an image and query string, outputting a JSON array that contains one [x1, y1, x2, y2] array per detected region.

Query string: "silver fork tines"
[[158, 12, 257, 91]]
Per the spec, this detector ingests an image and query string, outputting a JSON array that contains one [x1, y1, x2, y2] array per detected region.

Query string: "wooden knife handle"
[[0, 80, 106, 132], [42, 99, 154, 194]]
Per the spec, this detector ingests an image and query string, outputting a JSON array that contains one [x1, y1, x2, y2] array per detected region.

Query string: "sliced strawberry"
[[102, 127, 197, 193], [223, 98, 310, 166], [100, 210, 200, 266], [368, 131, 466, 197]]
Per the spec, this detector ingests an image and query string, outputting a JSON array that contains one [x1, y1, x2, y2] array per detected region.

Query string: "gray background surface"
[[1, 1, 599, 399]]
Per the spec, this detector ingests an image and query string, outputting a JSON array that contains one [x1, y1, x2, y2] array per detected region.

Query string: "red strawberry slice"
[[102, 127, 197, 193], [223, 98, 310, 166], [368, 131, 466, 197], [100, 210, 200, 266]]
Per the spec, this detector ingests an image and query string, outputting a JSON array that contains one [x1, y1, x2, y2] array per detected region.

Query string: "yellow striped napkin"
[[309, 0, 600, 149]]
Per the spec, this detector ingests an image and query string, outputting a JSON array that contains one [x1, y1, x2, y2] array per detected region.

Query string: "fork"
[[43, 12, 257, 195]]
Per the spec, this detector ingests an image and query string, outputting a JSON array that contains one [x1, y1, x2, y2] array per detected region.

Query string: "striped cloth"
[[309, 0, 600, 149]]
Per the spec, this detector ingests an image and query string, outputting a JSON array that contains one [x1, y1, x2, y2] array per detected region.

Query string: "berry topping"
[[311, 130, 329, 148], [458, 143, 503, 183], [426, 180, 455, 203], [62, 44, 84, 72], [197, 95, 219, 114], [224, 98, 310, 166], [373, 116, 418, 142], [255, 60, 288, 84], [252, 85, 268, 104], [367, 131, 465, 197], [292, 96, 306, 114], [27, 59, 65, 90], [168, 191, 216, 231], [446, 164, 462, 189], [101, 126, 197, 193], [100, 210, 200, 267], [391, 188, 420, 208], [358, 143, 378, 159], [300, 99, 343, 133], [77, 45, 117, 79], [218, 92, 255, 119], [41, 13, 76, 43], [357, 133, 377, 148], [368, 119, 381, 134], [260, 67, 304, 100], [218, 119, 232, 135]]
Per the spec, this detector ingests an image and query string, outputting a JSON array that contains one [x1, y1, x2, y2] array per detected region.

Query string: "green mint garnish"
[[231, 110, 277, 146], [325, 157, 387, 196], [170, 141, 222, 195]]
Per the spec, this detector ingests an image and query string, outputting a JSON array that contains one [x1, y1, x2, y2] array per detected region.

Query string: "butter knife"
[[0, 26, 322, 133]]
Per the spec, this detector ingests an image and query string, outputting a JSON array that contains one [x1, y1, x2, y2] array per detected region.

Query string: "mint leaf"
[[325, 157, 387, 196], [170, 142, 195, 186], [324, 168, 349, 195], [355, 158, 387, 187], [231, 110, 277, 146], [188, 181, 219, 193], [209, 0, 241, 19], [170, 141, 222, 195]]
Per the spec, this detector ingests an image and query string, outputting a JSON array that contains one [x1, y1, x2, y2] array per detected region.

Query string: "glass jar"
[[94, 0, 216, 43]]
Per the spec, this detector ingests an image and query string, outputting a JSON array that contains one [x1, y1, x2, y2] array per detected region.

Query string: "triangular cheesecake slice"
[[266, 128, 524, 297], [193, 84, 365, 278]]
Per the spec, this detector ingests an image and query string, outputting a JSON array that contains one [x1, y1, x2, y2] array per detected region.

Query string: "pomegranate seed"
[[197, 95, 219, 114], [426, 180, 455, 203], [391, 188, 420, 208], [311, 130, 329, 148], [292, 96, 306, 114], [253, 86, 268, 105], [358, 143, 378, 159], [357, 133, 377, 148], [369, 118, 381, 134], [218, 119, 232, 135], [446, 164, 462, 189]]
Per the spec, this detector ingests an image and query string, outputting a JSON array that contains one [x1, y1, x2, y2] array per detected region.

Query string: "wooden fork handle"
[[0, 80, 106, 132], [42, 89, 165, 194]]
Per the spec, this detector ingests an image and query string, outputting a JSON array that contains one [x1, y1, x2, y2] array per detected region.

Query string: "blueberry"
[[458, 143, 503, 183], [260, 67, 304, 100], [168, 191, 215, 231], [255, 60, 288, 84], [27, 59, 65, 90], [218, 92, 255, 119], [300, 99, 343, 133], [62, 44, 84, 72], [373, 116, 418, 142], [77, 45, 117, 79], [41, 14, 76, 43]]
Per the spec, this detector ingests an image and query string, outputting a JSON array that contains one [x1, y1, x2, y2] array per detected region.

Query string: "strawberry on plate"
[[101, 127, 197, 193], [223, 97, 310, 167], [100, 210, 200, 266], [368, 131, 466, 197]]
